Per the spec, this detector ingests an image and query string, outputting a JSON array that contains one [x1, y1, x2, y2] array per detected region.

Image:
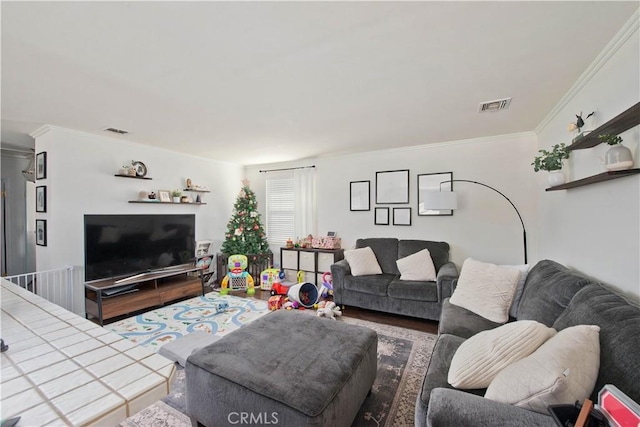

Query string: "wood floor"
[[231, 288, 439, 335]]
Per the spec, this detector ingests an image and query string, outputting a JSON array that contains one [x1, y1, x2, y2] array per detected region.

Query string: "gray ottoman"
[[185, 310, 378, 427]]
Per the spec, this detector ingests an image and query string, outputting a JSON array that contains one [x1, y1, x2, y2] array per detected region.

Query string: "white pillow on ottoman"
[[485, 324, 601, 414], [344, 247, 383, 276], [448, 320, 556, 389], [449, 258, 521, 323], [396, 249, 437, 281]]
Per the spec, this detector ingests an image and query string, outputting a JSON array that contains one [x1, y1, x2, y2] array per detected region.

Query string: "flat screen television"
[[84, 214, 195, 282]]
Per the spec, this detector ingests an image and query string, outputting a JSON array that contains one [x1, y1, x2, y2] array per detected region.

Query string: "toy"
[[318, 272, 334, 298], [268, 295, 285, 311], [316, 301, 342, 320], [270, 281, 291, 296], [260, 268, 281, 291], [297, 270, 305, 284], [220, 254, 255, 296]]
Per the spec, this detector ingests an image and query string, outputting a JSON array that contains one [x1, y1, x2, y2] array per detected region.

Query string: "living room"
[[1, 2, 639, 426]]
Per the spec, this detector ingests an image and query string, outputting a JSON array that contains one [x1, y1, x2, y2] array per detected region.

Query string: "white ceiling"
[[1, 2, 637, 165]]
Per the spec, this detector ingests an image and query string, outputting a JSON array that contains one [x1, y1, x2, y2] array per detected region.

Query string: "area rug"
[[118, 315, 436, 427], [107, 293, 269, 351]]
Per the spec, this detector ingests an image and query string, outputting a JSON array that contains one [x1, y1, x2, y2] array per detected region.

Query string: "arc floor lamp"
[[423, 179, 527, 264]]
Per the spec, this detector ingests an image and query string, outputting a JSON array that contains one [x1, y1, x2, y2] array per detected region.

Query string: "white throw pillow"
[[504, 264, 530, 319], [449, 258, 521, 323], [448, 320, 556, 389], [344, 247, 383, 276], [485, 325, 601, 414], [396, 249, 437, 281]]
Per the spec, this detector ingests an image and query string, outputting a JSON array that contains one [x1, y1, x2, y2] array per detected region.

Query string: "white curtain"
[[293, 167, 316, 239]]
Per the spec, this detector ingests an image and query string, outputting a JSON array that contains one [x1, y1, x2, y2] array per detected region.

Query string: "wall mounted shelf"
[[114, 174, 152, 180], [567, 102, 640, 151], [128, 201, 207, 205], [183, 188, 210, 193], [546, 169, 640, 191]]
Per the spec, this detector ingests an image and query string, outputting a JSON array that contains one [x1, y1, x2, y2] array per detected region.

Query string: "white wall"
[[32, 126, 243, 275], [536, 14, 639, 301], [246, 132, 539, 268]]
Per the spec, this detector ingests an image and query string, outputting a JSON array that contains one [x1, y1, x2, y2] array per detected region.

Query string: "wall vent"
[[104, 127, 129, 135], [478, 97, 511, 113]]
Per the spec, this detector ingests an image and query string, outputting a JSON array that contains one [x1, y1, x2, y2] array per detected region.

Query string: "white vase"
[[605, 144, 633, 171], [173, 197, 181, 203], [548, 170, 566, 187]]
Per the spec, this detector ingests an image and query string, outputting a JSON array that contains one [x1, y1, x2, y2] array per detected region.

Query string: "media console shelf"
[[85, 265, 204, 325]]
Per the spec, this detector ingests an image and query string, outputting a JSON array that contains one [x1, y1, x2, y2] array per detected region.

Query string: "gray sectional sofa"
[[330, 238, 458, 321], [416, 259, 640, 427]]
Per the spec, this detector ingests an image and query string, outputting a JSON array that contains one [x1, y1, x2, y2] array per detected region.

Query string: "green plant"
[[171, 189, 182, 197], [598, 134, 623, 146], [532, 143, 570, 172]]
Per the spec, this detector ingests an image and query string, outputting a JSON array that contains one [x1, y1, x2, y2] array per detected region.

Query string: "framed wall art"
[[36, 219, 47, 246], [36, 186, 47, 213], [376, 169, 409, 204], [158, 190, 171, 203], [350, 181, 370, 211], [36, 151, 47, 180], [393, 207, 412, 226], [417, 172, 454, 216], [374, 207, 390, 225]]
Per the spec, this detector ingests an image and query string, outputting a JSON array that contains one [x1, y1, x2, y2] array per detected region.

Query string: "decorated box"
[[312, 236, 342, 249]]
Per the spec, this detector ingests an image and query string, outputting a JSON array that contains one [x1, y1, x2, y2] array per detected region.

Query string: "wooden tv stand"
[[85, 265, 205, 325]]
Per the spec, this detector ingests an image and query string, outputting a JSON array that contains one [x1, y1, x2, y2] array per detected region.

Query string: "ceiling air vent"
[[104, 127, 129, 135], [478, 97, 511, 113]]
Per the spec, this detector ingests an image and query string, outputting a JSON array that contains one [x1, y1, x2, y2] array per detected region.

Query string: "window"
[[266, 174, 295, 249]]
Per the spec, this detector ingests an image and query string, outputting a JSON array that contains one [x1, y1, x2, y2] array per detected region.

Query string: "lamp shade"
[[421, 191, 458, 210]]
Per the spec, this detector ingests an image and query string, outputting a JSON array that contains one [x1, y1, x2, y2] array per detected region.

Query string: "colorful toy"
[[297, 270, 305, 284], [318, 272, 334, 298], [268, 295, 286, 311], [260, 268, 281, 291], [316, 301, 342, 320], [270, 281, 292, 296], [220, 254, 255, 296]]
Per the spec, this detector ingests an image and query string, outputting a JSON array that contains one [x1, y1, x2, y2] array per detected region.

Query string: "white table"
[[1, 279, 175, 426]]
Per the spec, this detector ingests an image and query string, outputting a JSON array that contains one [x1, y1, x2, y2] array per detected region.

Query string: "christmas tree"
[[221, 180, 271, 255]]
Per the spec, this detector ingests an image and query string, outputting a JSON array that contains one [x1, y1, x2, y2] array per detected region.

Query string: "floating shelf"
[[567, 102, 640, 151], [114, 174, 152, 180], [128, 201, 207, 205], [546, 169, 640, 191], [183, 188, 210, 193]]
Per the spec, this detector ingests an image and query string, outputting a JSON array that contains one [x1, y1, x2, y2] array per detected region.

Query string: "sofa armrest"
[[436, 262, 458, 301], [425, 388, 555, 427], [330, 259, 351, 305]]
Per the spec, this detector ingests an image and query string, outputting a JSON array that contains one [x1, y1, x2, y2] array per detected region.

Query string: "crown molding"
[[535, 9, 640, 134]]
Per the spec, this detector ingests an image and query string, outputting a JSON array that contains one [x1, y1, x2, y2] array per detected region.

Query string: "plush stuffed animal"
[[316, 301, 342, 320]]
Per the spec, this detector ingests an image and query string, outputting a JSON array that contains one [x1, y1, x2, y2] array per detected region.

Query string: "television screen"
[[84, 214, 195, 282]]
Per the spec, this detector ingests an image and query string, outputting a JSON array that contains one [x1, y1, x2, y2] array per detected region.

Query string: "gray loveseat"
[[331, 238, 458, 321], [416, 259, 640, 427]]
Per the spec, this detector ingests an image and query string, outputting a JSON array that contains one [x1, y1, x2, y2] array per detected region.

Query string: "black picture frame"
[[376, 169, 409, 204], [393, 207, 412, 226], [36, 219, 47, 246], [350, 181, 370, 211], [36, 151, 47, 180], [374, 207, 390, 225], [36, 186, 47, 213]]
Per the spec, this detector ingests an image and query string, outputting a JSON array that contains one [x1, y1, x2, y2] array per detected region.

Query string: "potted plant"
[[532, 143, 570, 186], [171, 189, 182, 203], [599, 134, 633, 171]]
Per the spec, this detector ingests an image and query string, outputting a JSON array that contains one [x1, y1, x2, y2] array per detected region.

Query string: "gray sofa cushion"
[[344, 273, 394, 296], [356, 238, 399, 274], [438, 298, 502, 339], [388, 279, 438, 302], [516, 260, 591, 326], [398, 240, 450, 271], [553, 283, 640, 404]]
